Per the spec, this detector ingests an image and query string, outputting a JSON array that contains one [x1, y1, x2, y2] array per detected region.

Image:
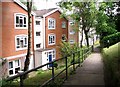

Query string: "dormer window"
[[48, 18, 56, 29], [14, 13, 28, 29]]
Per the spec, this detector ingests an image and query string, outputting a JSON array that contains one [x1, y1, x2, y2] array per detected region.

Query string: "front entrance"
[[48, 54, 53, 67]]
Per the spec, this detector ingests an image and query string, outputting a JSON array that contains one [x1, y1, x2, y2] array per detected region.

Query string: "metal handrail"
[[5, 46, 93, 87]]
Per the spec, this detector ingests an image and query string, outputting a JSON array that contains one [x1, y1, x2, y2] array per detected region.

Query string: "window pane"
[[9, 62, 13, 69], [15, 60, 19, 67], [9, 70, 13, 75], [20, 40, 24, 48], [36, 44, 41, 48], [17, 38, 20, 45], [20, 19, 23, 27], [36, 21, 40, 25], [24, 17, 26, 24], [24, 38, 27, 44], [15, 67, 20, 74], [16, 16, 19, 23], [36, 32, 41, 36]]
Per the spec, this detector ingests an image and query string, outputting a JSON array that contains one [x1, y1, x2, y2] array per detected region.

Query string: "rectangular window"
[[36, 32, 41, 36], [36, 21, 41, 25], [69, 30, 75, 35], [62, 21, 66, 28], [69, 40, 75, 44], [48, 34, 55, 45], [16, 35, 28, 50], [69, 21, 75, 26], [15, 13, 28, 29], [8, 60, 20, 76], [48, 18, 56, 29], [36, 43, 41, 48], [62, 34, 67, 41]]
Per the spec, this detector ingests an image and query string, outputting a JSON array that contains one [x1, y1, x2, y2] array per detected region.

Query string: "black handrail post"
[[73, 53, 75, 71], [51, 62, 54, 83], [20, 75, 23, 87], [82, 49, 83, 62], [65, 56, 68, 80], [78, 50, 80, 67]]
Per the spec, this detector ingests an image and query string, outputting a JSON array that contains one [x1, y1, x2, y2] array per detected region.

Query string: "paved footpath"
[[63, 47, 105, 86]]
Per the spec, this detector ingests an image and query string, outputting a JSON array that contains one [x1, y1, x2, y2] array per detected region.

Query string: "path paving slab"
[[62, 47, 105, 86]]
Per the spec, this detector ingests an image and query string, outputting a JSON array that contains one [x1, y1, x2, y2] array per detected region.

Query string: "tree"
[[58, 1, 97, 47], [96, 2, 117, 42], [20, 0, 37, 10], [23, 0, 32, 78]]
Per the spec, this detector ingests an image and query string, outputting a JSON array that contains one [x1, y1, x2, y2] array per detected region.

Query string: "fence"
[[5, 46, 93, 87]]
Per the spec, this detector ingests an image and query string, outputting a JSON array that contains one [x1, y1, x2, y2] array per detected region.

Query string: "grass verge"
[[102, 42, 120, 87]]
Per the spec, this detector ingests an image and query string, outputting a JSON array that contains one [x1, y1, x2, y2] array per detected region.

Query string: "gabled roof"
[[34, 8, 59, 17], [13, 0, 36, 15]]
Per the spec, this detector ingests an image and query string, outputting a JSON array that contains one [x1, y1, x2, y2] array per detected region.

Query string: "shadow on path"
[[62, 46, 105, 86]]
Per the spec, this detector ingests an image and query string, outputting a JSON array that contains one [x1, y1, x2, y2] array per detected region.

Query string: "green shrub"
[[101, 32, 120, 48]]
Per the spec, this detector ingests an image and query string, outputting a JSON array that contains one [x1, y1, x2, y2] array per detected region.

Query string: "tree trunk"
[[84, 30, 89, 47], [23, 0, 32, 79]]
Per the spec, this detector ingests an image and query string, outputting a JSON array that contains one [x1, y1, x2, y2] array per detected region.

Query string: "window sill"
[[16, 47, 27, 51]]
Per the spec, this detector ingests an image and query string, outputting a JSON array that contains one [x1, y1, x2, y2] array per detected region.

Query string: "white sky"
[[33, 0, 62, 10]]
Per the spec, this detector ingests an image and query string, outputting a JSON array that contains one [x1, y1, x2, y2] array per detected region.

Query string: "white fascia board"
[[13, 0, 36, 15], [43, 9, 59, 17], [13, 0, 27, 10]]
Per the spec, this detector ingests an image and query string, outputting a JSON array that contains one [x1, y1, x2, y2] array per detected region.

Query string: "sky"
[[33, 0, 62, 10]]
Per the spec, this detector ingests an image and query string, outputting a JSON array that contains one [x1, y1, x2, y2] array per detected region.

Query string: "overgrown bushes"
[[101, 32, 120, 48], [102, 42, 120, 87]]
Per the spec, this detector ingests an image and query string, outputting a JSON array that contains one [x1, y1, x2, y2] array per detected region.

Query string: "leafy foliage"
[[96, 2, 117, 42], [59, 41, 79, 57], [58, 1, 97, 47], [101, 32, 120, 48]]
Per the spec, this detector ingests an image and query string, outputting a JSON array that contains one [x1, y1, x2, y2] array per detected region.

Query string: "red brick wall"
[[0, 2, 2, 58], [45, 11, 68, 59], [2, 2, 33, 58]]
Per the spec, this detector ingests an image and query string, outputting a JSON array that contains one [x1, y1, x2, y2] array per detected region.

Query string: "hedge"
[[101, 32, 120, 48]]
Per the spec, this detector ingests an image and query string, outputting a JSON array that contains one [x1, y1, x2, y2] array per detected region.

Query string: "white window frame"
[[69, 20, 75, 26], [48, 34, 56, 45], [15, 35, 28, 51], [48, 18, 56, 29], [14, 13, 28, 29], [8, 59, 21, 76], [69, 30, 75, 35], [62, 21, 66, 28], [69, 39, 75, 44]]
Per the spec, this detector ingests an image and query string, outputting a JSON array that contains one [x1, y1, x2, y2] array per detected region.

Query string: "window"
[[8, 60, 20, 76], [16, 35, 28, 50], [36, 21, 41, 25], [62, 21, 66, 28], [48, 18, 56, 29], [36, 43, 41, 48], [15, 13, 28, 28], [36, 32, 41, 36], [69, 30, 75, 35], [69, 21, 75, 26], [62, 34, 67, 41], [48, 34, 55, 45], [69, 40, 75, 44]]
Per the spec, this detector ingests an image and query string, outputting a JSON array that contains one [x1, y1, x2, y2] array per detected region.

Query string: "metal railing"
[[5, 46, 93, 87]]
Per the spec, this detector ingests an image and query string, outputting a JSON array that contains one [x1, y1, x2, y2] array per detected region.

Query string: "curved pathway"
[[63, 47, 105, 86]]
